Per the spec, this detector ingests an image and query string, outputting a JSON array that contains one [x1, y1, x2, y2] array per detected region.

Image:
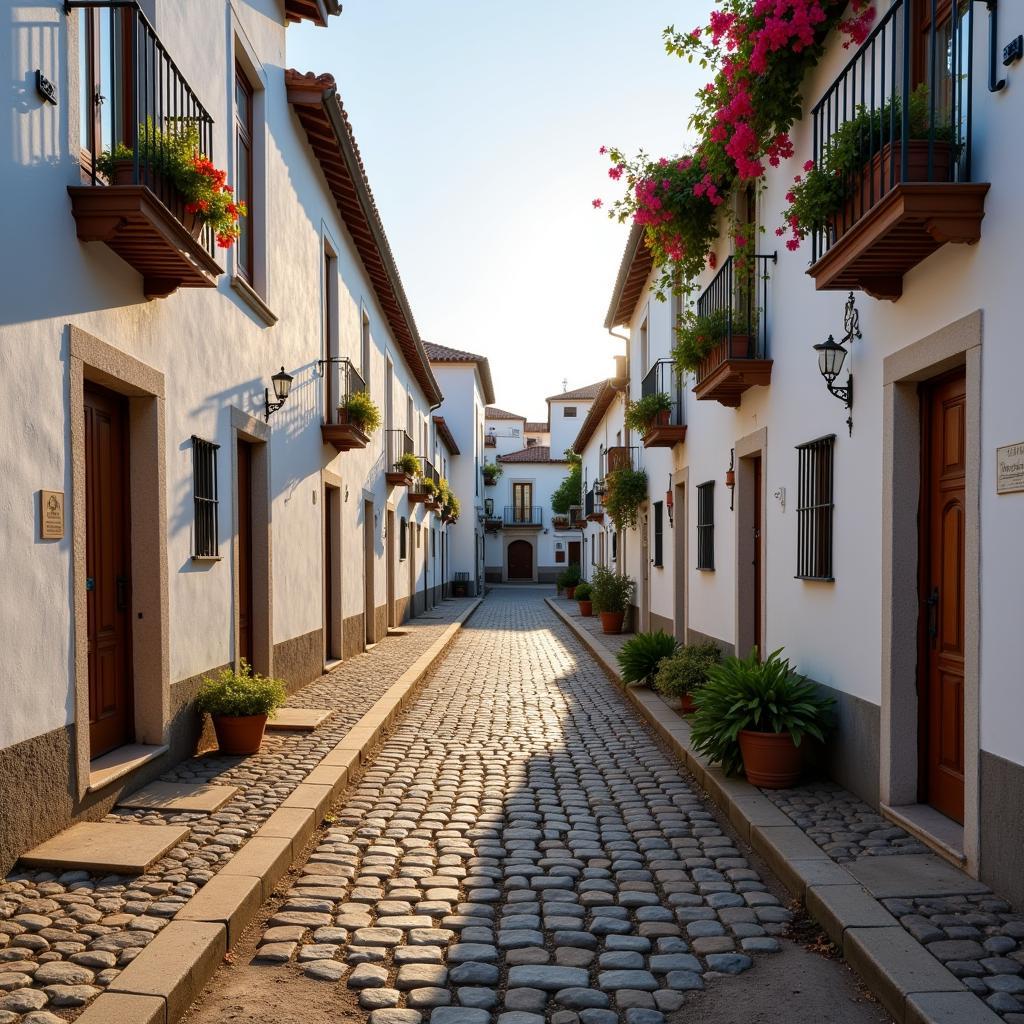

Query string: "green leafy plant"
[[557, 565, 582, 589], [195, 661, 286, 718], [95, 119, 246, 248], [551, 451, 583, 515], [604, 468, 648, 531], [653, 641, 722, 700], [616, 631, 680, 686], [589, 566, 635, 615], [624, 393, 672, 433], [673, 307, 731, 374], [482, 463, 502, 484], [341, 391, 381, 433], [689, 648, 834, 775], [395, 451, 421, 477], [421, 477, 438, 497], [445, 494, 461, 519], [574, 582, 592, 602]]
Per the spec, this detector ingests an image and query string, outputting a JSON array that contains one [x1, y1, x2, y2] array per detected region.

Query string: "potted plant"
[[557, 565, 581, 599], [339, 391, 381, 435], [673, 305, 756, 378], [604, 468, 648, 532], [394, 451, 420, 479], [689, 648, 833, 788], [590, 567, 635, 635], [195, 661, 286, 755], [625, 393, 673, 433], [482, 463, 502, 486], [653, 641, 721, 712], [574, 581, 593, 616], [616, 631, 680, 687]]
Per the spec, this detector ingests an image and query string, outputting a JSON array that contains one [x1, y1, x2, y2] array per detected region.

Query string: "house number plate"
[[40, 489, 64, 540], [996, 443, 1024, 495]]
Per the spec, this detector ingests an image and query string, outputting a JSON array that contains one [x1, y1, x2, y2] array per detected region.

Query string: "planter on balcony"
[[641, 406, 688, 449], [321, 407, 371, 452], [693, 335, 771, 408]]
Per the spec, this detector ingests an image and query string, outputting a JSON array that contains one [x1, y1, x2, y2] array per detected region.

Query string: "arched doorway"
[[507, 539, 533, 581]]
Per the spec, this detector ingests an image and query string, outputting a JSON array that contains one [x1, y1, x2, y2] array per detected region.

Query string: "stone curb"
[[78, 597, 483, 1024], [545, 597, 1001, 1024]]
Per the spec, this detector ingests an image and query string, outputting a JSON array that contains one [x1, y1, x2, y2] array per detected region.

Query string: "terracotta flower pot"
[[656, 408, 671, 426], [680, 693, 697, 714], [212, 713, 268, 756], [565, 586, 577, 600], [453, 584, 467, 597], [738, 729, 803, 789], [600, 610, 625, 635], [578, 599, 593, 617]]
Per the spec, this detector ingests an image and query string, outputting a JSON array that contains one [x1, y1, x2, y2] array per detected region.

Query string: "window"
[[234, 63, 254, 281], [564, 407, 577, 418], [361, 311, 371, 388], [555, 549, 566, 564], [696, 481, 715, 571], [653, 500, 664, 568], [400, 517, 407, 560], [796, 434, 836, 580], [640, 317, 649, 376], [611, 531, 617, 561], [323, 247, 337, 412], [191, 437, 220, 557]]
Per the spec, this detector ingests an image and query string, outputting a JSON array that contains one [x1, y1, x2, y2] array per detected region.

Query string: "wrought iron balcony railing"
[[585, 485, 604, 520], [386, 429, 415, 480], [694, 254, 774, 371], [600, 445, 639, 479], [323, 357, 366, 426], [641, 359, 685, 427], [504, 506, 543, 527]]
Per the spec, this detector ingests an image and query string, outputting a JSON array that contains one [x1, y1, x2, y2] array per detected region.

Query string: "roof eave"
[[604, 222, 650, 329]]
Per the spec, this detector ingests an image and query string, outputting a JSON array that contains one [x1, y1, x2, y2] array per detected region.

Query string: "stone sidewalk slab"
[[75, 992, 165, 1024], [847, 855, 990, 899], [175, 873, 263, 946], [265, 707, 333, 731], [19, 821, 191, 873], [906, 991, 1005, 1024], [807, 883, 900, 947], [117, 781, 239, 812]]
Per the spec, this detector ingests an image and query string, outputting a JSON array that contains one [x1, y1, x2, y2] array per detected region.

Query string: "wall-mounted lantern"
[[725, 449, 735, 511], [264, 366, 294, 421], [665, 476, 674, 528], [813, 291, 860, 436]]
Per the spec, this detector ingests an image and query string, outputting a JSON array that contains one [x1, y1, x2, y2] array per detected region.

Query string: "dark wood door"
[[568, 540, 581, 568], [85, 385, 133, 756], [920, 370, 966, 823], [325, 487, 340, 658], [507, 540, 532, 580], [752, 456, 762, 657], [236, 440, 254, 666]]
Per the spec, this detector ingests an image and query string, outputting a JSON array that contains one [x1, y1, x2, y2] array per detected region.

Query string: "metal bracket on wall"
[[984, 0, 1008, 92]]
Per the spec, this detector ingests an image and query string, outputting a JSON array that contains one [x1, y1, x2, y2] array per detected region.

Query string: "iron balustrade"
[[504, 506, 543, 527], [69, 1, 218, 259], [600, 445, 640, 479], [411, 457, 439, 495], [641, 359, 685, 427], [585, 485, 604, 519], [386, 429, 414, 471], [694, 254, 775, 385], [809, 0, 975, 264], [322, 357, 365, 425]]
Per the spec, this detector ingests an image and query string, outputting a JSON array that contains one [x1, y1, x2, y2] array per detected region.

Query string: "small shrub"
[[574, 582, 592, 602], [557, 565, 582, 589], [616, 631, 680, 685], [482, 463, 502, 484], [624, 393, 672, 433], [394, 451, 420, 477], [195, 661, 286, 718], [341, 391, 381, 433], [590, 567, 635, 615], [604, 468, 648, 531], [653, 641, 721, 700]]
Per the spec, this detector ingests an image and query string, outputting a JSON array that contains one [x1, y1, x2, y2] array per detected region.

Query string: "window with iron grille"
[[796, 434, 836, 580], [400, 517, 407, 560], [611, 531, 617, 561], [192, 437, 220, 557], [653, 501, 664, 567], [696, 481, 714, 571]]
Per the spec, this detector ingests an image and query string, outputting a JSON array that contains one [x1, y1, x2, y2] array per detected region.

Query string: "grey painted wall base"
[[684, 627, 735, 657], [980, 750, 1024, 909], [649, 611, 673, 636], [273, 629, 322, 694]]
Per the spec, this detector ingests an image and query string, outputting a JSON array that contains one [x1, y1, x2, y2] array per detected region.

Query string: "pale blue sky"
[[290, 1, 714, 421]]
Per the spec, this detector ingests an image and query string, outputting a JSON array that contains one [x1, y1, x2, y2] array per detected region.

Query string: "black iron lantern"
[[264, 366, 294, 421], [814, 334, 847, 384], [813, 292, 860, 435]]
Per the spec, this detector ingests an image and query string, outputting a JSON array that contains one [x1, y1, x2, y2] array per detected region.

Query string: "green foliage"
[[557, 565, 582, 589], [482, 463, 502, 483], [624, 393, 672, 433], [604, 468, 648, 532], [589, 566, 635, 615], [195, 661, 286, 718], [551, 451, 583, 515], [689, 648, 834, 775], [395, 452, 421, 477], [653, 641, 722, 699], [616, 631, 680, 685], [421, 476, 438, 497], [341, 391, 381, 433], [573, 582, 592, 601], [673, 307, 731, 374]]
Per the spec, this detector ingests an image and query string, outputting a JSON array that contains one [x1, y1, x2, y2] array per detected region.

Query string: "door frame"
[[323, 472, 343, 662], [735, 428, 767, 661], [881, 311, 981, 871], [363, 499, 376, 645], [673, 469, 688, 641], [640, 507, 650, 632], [69, 326, 169, 798], [505, 537, 535, 582], [386, 507, 396, 627]]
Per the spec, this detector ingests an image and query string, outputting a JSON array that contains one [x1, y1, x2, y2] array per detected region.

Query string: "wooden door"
[[364, 501, 375, 644], [919, 370, 966, 823], [512, 482, 532, 523], [507, 540, 532, 580], [325, 486, 340, 659], [85, 386, 133, 757], [641, 512, 650, 631], [752, 456, 762, 656], [236, 440, 254, 666], [568, 540, 581, 568], [387, 509, 396, 627]]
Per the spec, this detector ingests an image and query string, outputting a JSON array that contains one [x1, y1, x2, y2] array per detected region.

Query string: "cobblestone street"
[[186, 588, 888, 1024]]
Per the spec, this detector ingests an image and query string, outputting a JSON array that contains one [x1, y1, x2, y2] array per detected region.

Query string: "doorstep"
[[882, 803, 967, 868], [547, 596, 1003, 1024], [88, 743, 169, 792]]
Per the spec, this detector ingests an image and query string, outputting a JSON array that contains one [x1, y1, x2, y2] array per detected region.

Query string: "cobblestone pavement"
[[0, 601, 472, 1022], [243, 588, 823, 1024], [548, 596, 1024, 1021]]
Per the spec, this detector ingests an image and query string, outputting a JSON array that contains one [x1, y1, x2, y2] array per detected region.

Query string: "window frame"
[[563, 406, 577, 419], [191, 436, 220, 558], [795, 434, 836, 581], [234, 61, 255, 282], [696, 481, 715, 571], [652, 500, 664, 568]]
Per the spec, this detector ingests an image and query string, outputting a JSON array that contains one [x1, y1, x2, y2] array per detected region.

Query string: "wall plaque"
[[996, 443, 1024, 495], [40, 490, 64, 540]]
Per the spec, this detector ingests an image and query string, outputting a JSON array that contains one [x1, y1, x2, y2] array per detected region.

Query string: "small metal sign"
[[40, 490, 64, 540], [996, 443, 1024, 495], [36, 70, 57, 106]]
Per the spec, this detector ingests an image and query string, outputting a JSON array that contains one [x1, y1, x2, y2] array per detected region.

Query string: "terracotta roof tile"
[[547, 380, 608, 402], [571, 382, 619, 454], [525, 421, 549, 433], [432, 415, 460, 455], [424, 341, 496, 405], [605, 223, 653, 329], [486, 406, 527, 421], [285, 0, 341, 27], [497, 446, 567, 464]]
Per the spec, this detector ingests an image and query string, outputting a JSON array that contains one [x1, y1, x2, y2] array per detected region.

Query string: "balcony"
[[806, 0, 988, 300], [67, 2, 222, 299], [484, 434, 497, 448], [568, 505, 585, 530], [321, 359, 370, 452], [585, 485, 605, 524], [693, 255, 774, 408], [640, 360, 687, 448], [482, 499, 503, 531], [385, 429, 415, 486], [409, 457, 441, 508], [600, 445, 640, 479], [504, 506, 543, 529]]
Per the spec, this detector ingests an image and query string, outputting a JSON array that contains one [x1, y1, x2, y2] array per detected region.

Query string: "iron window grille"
[[796, 434, 836, 581], [653, 501, 664, 567], [696, 481, 715, 571], [191, 436, 219, 557], [400, 517, 407, 560]]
